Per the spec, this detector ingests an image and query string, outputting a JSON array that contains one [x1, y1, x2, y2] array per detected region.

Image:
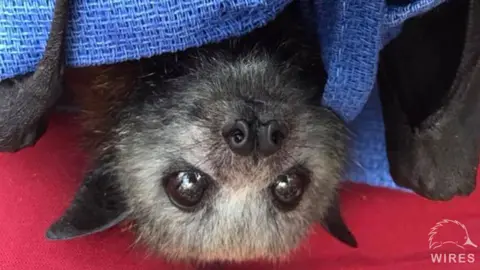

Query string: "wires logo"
[[428, 219, 477, 264]]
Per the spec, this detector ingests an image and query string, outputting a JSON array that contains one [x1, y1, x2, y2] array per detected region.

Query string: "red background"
[[1, 114, 479, 270]]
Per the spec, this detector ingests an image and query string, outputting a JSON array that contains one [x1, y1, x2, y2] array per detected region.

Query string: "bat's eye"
[[270, 174, 306, 211], [165, 171, 209, 211]]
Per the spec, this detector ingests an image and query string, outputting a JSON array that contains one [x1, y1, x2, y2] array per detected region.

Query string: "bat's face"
[[110, 54, 350, 262]]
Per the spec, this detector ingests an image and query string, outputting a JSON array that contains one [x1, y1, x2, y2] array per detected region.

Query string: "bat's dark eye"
[[270, 174, 305, 211], [165, 171, 209, 211]]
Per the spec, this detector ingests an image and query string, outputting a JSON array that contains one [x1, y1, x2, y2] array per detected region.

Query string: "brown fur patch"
[[64, 62, 139, 153]]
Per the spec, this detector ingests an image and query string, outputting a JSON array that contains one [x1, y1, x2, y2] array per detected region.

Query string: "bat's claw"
[[0, 116, 49, 153]]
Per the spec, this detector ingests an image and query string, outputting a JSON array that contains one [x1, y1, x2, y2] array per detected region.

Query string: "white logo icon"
[[428, 219, 478, 250]]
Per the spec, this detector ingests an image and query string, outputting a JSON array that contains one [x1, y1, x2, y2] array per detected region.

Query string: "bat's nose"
[[222, 119, 288, 157]]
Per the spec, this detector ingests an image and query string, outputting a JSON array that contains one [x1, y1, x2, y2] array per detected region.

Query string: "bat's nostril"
[[222, 119, 254, 156]]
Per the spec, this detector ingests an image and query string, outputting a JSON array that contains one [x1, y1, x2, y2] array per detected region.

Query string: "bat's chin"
[[131, 208, 314, 263], [148, 238, 304, 264]]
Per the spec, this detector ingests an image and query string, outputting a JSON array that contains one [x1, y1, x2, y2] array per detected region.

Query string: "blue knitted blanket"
[[0, 0, 446, 190]]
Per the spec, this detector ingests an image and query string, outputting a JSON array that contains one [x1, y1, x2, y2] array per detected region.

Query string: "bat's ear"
[[46, 164, 129, 240], [320, 196, 358, 248]]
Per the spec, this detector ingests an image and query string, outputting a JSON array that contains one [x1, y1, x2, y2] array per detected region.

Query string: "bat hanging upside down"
[[45, 0, 358, 264], [2, 0, 478, 265]]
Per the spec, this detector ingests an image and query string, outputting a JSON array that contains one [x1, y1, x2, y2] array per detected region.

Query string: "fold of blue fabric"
[[315, 0, 447, 122], [0, 0, 447, 190]]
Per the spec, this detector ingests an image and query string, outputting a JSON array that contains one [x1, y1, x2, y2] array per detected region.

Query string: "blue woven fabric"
[[0, 0, 446, 190]]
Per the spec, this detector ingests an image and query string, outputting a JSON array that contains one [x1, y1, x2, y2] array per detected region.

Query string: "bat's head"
[[115, 53, 351, 262], [47, 37, 356, 265]]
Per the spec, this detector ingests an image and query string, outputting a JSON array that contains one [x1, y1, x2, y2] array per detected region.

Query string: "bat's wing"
[[0, 0, 68, 152], [378, 0, 479, 200]]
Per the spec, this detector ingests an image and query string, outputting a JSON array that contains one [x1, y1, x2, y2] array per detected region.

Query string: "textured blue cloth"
[[0, 0, 446, 190]]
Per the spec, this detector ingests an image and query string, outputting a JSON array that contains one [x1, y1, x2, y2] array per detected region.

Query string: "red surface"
[[1, 114, 480, 270]]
